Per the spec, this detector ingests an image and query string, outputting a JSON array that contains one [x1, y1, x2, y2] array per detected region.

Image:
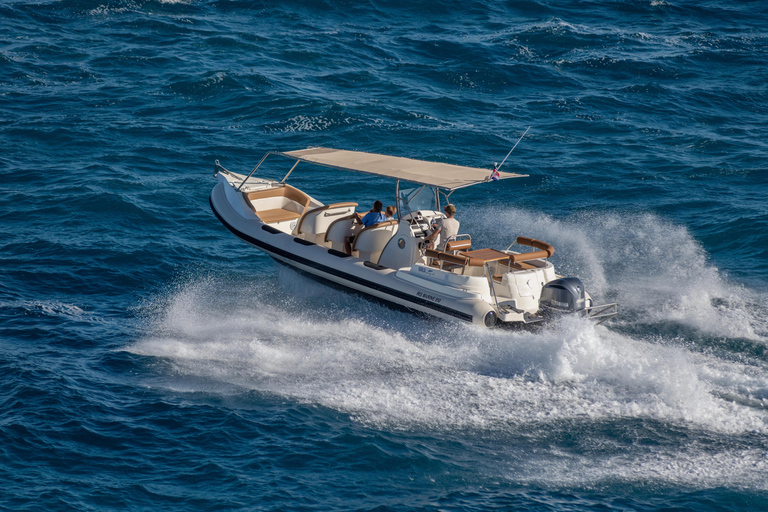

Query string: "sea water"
[[2, 1, 768, 510]]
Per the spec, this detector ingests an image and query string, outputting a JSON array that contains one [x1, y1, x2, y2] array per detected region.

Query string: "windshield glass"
[[398, 183, 438, 216]]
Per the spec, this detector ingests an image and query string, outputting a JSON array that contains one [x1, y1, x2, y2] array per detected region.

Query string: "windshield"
[[397, 183, 439, 217]]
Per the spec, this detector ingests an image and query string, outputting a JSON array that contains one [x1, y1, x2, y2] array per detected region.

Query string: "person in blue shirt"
[[345, 200, 386, 254]]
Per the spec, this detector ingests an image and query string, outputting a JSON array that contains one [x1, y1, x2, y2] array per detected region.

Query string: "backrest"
[[510, 236, 554, 263], [297, 202, 358, 235], [425, 248, 485, 270], [516, 236, 554, 257], [437, 251, 468, 267], [352, 220, 399, 253], [445, 235, 471, 253], [282, 184, 312, 209], [324, 215, 357, 244]]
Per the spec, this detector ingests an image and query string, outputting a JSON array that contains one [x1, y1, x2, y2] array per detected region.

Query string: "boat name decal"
[[416, 291, 442, 303]]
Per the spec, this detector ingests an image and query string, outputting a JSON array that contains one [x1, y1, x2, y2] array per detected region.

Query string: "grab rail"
[[485, 262, 501, 317], [236, 152, 273, 191], [584, 302, 619, 324]]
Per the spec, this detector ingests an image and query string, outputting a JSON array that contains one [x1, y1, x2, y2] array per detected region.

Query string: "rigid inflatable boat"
[[209, 147, 617, 327]]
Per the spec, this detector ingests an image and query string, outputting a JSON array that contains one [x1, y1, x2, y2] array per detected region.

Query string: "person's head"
[[385, 205, 396, 218], [373, 200, 383, 212], [444, 204, 456, 216]]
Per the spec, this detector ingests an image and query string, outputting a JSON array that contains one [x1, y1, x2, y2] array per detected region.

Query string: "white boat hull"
[[210, 180, 496, 324], [209, 157, 617, 327]]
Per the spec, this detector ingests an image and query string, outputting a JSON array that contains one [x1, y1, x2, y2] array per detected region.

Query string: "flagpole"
[[497, 126, 531, 171]]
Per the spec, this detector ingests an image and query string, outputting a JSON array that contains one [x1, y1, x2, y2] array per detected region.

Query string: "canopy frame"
[[236, 147, 528, 193]]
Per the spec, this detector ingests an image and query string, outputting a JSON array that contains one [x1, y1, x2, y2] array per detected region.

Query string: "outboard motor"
[[540, 277, 587, 314]]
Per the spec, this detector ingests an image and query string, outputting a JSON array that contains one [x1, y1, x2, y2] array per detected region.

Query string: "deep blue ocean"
[[3, 0, 768, 510]]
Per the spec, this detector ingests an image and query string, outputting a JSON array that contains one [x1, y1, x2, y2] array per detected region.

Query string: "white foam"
[[128, 209, 768, 488], [464, 206, 767, 342], [266, 115, 351, 133], [518, 444, 768, 490], [129, 272, 768, 433], [2, 299, 100, 322], [88, 2, 138, 16]]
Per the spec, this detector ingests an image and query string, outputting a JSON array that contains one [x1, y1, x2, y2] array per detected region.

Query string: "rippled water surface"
[[2, 0, 768, 510]]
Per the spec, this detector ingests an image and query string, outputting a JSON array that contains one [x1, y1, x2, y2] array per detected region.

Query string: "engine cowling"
[[539, 277, 587, 313]]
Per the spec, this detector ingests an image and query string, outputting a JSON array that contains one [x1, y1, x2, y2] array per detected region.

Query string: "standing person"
[[345, 200, 386, 254], [384, 205, 396, 220], [426, 204, 459, 251]]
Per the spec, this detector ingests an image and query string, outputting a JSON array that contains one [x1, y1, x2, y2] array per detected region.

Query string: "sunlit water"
[[2, 0, 768, 510]]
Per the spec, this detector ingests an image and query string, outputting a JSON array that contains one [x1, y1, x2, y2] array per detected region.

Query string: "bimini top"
[[277, 147, 527, 191]]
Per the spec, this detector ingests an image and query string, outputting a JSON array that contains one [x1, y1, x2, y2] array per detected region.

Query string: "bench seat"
[[256, 209, 302, 224], [242, 185, 311, 225]]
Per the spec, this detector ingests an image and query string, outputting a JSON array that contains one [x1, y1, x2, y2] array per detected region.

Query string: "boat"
[[209, 147, 618, 327]]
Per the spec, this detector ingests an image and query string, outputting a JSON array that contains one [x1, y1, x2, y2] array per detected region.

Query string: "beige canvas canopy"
[[276, 147, 527, 191]]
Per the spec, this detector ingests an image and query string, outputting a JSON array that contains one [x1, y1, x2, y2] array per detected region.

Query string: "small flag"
[[490, 163, 500, 181]]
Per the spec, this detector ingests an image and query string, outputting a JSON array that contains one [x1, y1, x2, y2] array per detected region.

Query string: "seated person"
[[426, 204, 459, 251], [384, 205, 396, 220], [344, 200, 386, 254]]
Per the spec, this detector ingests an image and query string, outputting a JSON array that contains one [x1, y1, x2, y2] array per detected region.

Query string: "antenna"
[[496, 126, 531, 171]]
